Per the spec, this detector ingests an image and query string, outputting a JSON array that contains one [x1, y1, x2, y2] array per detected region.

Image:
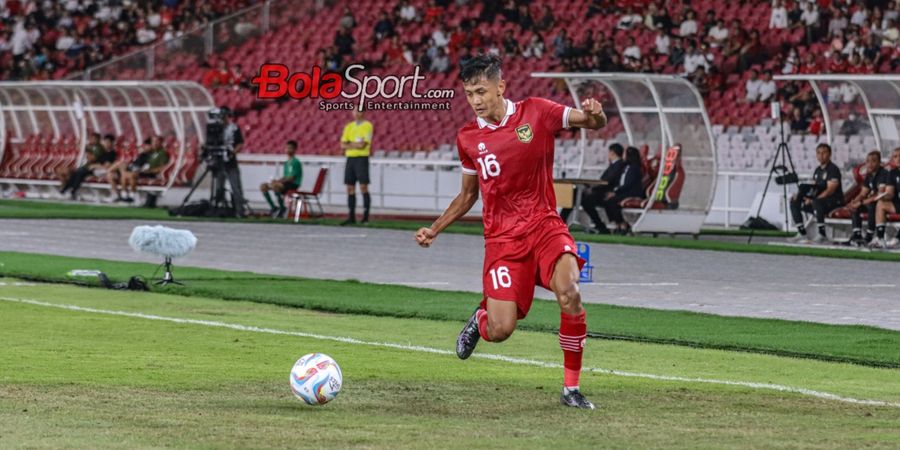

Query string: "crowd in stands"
[[0, 0, 254, 80]]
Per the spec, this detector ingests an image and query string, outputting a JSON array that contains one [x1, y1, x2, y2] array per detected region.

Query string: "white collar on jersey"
[[476, 99, 516, 130]]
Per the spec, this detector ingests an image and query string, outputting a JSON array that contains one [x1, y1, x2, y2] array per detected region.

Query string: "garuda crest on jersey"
[[515, 124, 533, 143]]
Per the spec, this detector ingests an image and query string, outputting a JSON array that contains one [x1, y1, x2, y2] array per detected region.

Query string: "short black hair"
[[103, 134, 115, 141], [608, 143, 624, 158], [460, 54, 503, 84], [286, 140, 298, 150], [817, 143, 832, 153]]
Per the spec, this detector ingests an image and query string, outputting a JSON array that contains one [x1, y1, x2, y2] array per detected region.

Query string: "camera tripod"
[[179, 152, 250, 218], [747, 106, 799, 244]]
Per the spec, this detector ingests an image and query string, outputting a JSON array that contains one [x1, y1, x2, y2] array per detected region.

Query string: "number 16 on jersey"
[[476, 154, 501, 180]]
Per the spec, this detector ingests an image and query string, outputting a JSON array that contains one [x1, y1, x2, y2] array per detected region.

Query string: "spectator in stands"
[[536, 5, 555, 31], [62, 134, 117, 200], [702, 10, 717, 36], [522, 34, 545, 59], [771, 0, 789, 29], [679, 9, 698, 37], [339, 6, 356, 29], [799, 52, 821, 73], [745, 69, 763, 102], [396, 0, 418, 23], [723, 20, 746, 58], [430, 47, 449, 72], [654, 27, 671, 55], [334, 28, 355, 58], [708, 19, 729, 48], [668, 37, 686, 67], [502, 29, 521, 56], [847, 150, 888, 246], [560, 143, 626, 234], [340, 108, 373, 225], [738, 29, 765, 72], [623, 36, 641, 61], [517, 4, 533, 30], [617, 6, 643, 30], [828, 8, 849, 37], [260, 140, 303, 218], [871, 148, 900, 248], [652, 5, 674, 32], [758, 70, 777, 102], [603, 146, 645, 235], [57, 132, 101, 192], [790, 106, 811, 132], [374, 11, 395, 43], [683, 41, 711, 76], [801, 1, 821, 44], [840, 113, 866, 136], [808, 110, 825, 136], [202, 60, 234, 88], [789, 144, 843, 243], [109, 136, 169, 204]]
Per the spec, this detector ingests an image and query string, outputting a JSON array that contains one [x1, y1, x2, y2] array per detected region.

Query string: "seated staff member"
[[109, 136, 169, 203], [260, 140, 303, 218], [602, 146, 644, 235], [847, 151, 888, 246], [789, 143, 843, 243], [62, 134, 118, 199], [871, 148, 900, 249], [559, 143, 626, 233]]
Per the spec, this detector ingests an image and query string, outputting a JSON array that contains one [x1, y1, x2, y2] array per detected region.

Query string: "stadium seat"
[[286, 167, 329, 222]]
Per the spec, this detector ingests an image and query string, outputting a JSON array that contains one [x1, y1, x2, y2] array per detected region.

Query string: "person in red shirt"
[[415, 55, 607, 410], [828, 52, 849, 73], [202, 59, 234, 88], [798, 52, 820, 74]]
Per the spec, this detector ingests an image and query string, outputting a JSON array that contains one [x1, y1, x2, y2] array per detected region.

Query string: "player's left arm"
[[566, 98, 607, 130]]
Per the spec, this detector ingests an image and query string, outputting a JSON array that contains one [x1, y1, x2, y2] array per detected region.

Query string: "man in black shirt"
[[871, 148, 900, 249], [559, 143, 626, 233], [789, 144, 843, 243], [847, 151, 888, 246]]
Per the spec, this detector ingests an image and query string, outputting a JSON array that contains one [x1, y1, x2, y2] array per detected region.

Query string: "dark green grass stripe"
[[1, 251, 898, 368]]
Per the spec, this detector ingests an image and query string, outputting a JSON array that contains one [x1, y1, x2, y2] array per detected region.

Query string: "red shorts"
[[480, 217, 585, 319]]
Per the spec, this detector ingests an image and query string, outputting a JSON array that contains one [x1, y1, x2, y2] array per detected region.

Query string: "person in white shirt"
[[522, 34, 544, 59], [623, 36, 641, 60], [707, 19, 728, 47], [745, 69, 763, 102], [617, 6, 642, 30], [683, 43, 710, 75], [770, 0, 788, 29], [432, 26, 449, 48], [137, 27, 157, 45], [55, 28, 75, 51], [828, 9, 848, 36], [801, 2, 819, 26], [654, 27, 670, 54], [851, 7, 868, 27], [398, 0, 417, 23], [758, 70, 777, 102], [679, 9, 698, 37]]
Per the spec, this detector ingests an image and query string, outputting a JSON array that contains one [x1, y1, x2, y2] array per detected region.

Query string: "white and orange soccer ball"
[[289, 353, 343, 405]]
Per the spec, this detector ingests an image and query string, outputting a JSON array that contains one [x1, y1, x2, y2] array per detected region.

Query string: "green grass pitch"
[[0, 280, 898, 449]]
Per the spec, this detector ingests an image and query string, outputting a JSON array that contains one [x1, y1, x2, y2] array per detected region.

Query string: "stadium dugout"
[[0, 81, 214, 201], [774, 75, 900, 233], [532, 72, 716, 236]]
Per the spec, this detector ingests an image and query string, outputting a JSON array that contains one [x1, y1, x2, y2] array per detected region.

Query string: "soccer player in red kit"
[[415, 55, 607, 409]]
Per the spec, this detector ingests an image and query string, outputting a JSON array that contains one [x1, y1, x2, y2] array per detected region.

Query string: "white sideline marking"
[[0, 282, 37, 287], [587, 282, 680, 287], [378, 281, 451, 287], [809, 284, 896, 288], [2, 296, 898, 409]]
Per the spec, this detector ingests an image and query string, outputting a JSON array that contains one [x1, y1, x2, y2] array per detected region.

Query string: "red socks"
[[476, 308, 491, 342], [559, 310, 587, 388]]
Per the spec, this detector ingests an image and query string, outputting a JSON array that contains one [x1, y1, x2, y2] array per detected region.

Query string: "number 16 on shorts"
[[489, 266, 512, 290]]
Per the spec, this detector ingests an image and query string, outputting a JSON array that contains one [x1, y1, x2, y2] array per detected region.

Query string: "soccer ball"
[[289, 353, 343, 405]]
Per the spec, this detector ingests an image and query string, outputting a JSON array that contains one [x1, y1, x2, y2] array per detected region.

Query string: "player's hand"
[[804, 198, 813, 206], [581, 98, 604, 116], [415, 227, 437, 248]]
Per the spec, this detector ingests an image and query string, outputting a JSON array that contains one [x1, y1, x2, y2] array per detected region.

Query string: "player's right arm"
[[415, 173, 478, 248]]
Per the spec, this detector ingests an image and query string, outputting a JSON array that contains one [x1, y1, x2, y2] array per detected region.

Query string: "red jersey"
[[457, 97, 571, 243]]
